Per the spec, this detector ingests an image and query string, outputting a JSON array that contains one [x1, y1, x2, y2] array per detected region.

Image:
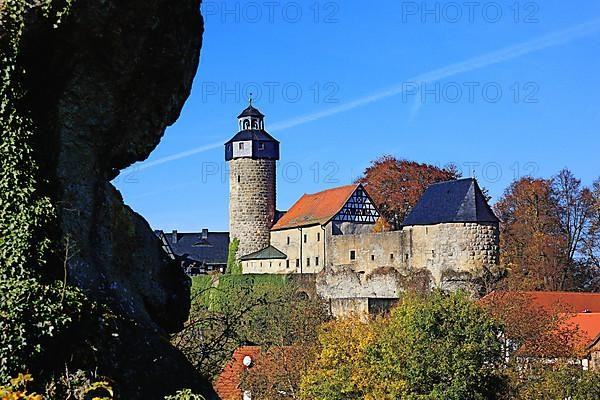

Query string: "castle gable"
[[402, 178, 499, 226], [271, 184, 378, 231]]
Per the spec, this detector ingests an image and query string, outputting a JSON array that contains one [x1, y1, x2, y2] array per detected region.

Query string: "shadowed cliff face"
[[21, 0, 201, 332], [15, 0, 214, 397]]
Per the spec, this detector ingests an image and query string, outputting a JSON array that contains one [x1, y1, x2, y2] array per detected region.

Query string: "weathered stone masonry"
[[229, 158, 276, 257]]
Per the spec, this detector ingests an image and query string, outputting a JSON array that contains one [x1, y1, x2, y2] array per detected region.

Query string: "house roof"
[[562, 313, 600, 348], [402, 178, 499, 226], [214, 346, 261, 400], [225, 129, 279, 145], [482, 291, 600, 314], [158, 230, 229, 265], [240, 245, 287, 261], [271, 184, 360, 230]]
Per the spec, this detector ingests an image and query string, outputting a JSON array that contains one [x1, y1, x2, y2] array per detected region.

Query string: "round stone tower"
[[225, 101, 279, 258]]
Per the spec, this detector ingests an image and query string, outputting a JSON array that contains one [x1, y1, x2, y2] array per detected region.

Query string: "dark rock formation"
[[14, 0, 213, 397]]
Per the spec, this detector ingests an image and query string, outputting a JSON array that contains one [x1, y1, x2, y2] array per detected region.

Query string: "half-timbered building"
[[241, 183, 381, 274]]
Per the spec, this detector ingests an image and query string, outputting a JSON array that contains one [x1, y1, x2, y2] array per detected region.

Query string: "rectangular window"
[[307, 258, 310, 267], [315, 256, 319, 266], [258, 142, 265, 150], [405, 254, 409, 261], [350, 250, 356, 261], [390, 253, 394, 260], [371, 255, 375, 261], [317, 232, 321, 242], [303, 234, 307, 243], [431, 250, 435, 257], [287, 236, 290, 245], [239, 142, 244, 150], [286, 259, 290, 269], [296, 259, 300, 268]]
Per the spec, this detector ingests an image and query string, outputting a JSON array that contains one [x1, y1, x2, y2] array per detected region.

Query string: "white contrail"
[[135, 19, 600, 171], [137, 140, 223, 171]]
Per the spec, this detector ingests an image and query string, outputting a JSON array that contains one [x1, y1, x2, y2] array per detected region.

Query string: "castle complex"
[[225, 103, 501, 308]]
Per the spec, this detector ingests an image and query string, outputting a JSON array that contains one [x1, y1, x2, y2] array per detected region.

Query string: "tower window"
[[287, 236, 290, 245], [296, 259, 300, 268], [390, 253, 394, 260], [350, 250, 356, 261], [286, 259, 290, 269], [306, 258, 310, 267], [317, 232, 321, 242], [237, 175, 241, 183], [303, 234, 307, 243], [371, 255, 375, 261], [315, 256, 319, 266]]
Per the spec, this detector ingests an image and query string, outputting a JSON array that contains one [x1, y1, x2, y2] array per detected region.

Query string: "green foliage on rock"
[[225, 238, 242, 274], [0, 0, 83, 381]]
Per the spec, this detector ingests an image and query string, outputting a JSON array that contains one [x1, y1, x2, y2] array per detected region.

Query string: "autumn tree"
[[480, 291, 585, 360], [357, 156, 461, 229], [494, 177, 566, 290], [299, 316, 381, 400], [495, 170, 599, 291], [581, 177, 600, 290]]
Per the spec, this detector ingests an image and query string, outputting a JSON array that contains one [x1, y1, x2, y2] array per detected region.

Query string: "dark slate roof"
[[225, 129, 279, 144], [238, 104, 265, 118], [240, 245, 287, 261], [158, 231, 230, 265], [401, 178, 499, 226]]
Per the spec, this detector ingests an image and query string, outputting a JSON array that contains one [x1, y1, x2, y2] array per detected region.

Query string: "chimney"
[[171, 230, 178, 244], [201, 228, 209, 240]]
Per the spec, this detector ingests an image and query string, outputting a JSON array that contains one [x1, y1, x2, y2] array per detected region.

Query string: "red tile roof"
[[481, 291, 600, 353], [562, 313, 600, 348], [213, 346, 261, 400], [272, 184, 359, 231], [482, 291, 600, 314]]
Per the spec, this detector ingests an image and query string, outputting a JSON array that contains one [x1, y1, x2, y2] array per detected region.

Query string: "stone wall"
[[229, 158, 276, 257], [329, 231, 408, 273], [244, 222, 499, 292], [404, 222, 499, 288], [316, 265, 404, 299]]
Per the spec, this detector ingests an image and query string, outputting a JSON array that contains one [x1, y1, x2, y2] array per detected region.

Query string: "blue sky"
[[114, 0, 600, 232]]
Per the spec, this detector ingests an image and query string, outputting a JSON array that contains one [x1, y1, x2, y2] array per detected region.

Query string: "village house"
[[481, 291, 600, 370]]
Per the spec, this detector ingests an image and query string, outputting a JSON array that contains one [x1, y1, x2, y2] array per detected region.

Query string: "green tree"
[[300, 291, 503, 400]]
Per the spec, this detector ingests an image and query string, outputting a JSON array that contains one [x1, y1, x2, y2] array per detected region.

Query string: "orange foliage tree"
[[357, 156, 461, 230], [480, 292, 585, 359], [494, 177, 566, 290], [494, 170, 598, 291]]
